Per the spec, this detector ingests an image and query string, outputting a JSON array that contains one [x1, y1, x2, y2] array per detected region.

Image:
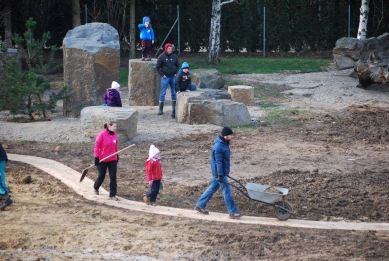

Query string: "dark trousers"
[[146, 179, 161, 203], [94, 161, 118, 197], [141, 40, 153, 57]]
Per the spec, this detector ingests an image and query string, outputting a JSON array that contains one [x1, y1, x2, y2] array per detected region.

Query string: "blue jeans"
[[159, 76, 177, 102], [195, 175, 238, 214], [146, 179, 161, 203], [0, 160, 8, 195], [189, 84, 197, 91]]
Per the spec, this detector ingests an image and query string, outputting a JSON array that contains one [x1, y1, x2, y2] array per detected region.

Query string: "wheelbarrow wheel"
[[274, 200, 293, 221]]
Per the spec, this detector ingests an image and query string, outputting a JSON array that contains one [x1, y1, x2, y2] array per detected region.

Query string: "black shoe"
[[0, 197, 13, 210], [194, 206, 209, 215], [94, 189, 99, 195], [229, 213, 242, 219]]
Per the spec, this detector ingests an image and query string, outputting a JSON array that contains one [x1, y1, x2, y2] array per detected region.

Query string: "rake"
[[79, 144, 135, 182]]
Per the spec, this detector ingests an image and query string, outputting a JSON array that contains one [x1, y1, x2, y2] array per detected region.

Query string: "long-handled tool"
[[79, 144, 135, 182]]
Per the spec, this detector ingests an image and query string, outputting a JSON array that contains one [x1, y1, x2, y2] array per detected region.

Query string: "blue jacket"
[[138, 16, 155, 41], [211, 136, 230, 177]]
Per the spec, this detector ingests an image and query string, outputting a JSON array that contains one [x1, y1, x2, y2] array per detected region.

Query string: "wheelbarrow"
[[227, 176, 295, 221]]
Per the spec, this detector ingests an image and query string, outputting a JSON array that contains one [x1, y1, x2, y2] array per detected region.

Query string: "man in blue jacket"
[[194, 127, 242, 219], [0, 143, 13, 210]]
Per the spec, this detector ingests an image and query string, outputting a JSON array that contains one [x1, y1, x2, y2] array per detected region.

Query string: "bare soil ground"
[[1, 67, 389, 260]]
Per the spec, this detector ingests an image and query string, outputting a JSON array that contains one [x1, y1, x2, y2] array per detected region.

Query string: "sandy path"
[[8, 153, 389, 231]]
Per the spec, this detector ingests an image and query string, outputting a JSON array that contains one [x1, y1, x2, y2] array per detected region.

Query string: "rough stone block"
[[176, 91, 251, 126], [128, 59, 160, 106], [63, 23, 120, 117], [228, 85, 254, 106], [191, 69, 225, 89], [80, 106, 138, 143]]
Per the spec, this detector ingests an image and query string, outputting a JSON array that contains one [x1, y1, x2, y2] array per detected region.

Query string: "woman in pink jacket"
[[143, 145, 163, 206], [93, 121, 120, 200]]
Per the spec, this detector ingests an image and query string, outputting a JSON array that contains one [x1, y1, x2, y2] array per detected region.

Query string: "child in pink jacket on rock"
[[143, 145, 163, 206]]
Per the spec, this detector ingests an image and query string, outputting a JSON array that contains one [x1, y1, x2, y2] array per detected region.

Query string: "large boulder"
[[80, 106, 138, 143], [63, 23, 120, 117], [191, 69, 225, 89], [128, 59, 160, 106], [333, 33, 389, 70], [176, 91, 251, 126]]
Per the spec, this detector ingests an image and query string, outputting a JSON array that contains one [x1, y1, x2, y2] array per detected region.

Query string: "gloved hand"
[[148, 180, 153, 186], [95, 157, 100, 166], [217, 175, 224, 182]]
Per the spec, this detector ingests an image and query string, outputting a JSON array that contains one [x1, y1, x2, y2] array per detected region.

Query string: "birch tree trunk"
[[208, 0, 236, 64], [357, 0, 369, 40], [72, 0, 81, 28]]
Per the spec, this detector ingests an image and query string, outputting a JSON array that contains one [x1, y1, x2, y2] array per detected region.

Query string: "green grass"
[[181, 55, 332, 74], [119, 68, 128, 86], [262, 107, 317, 128]]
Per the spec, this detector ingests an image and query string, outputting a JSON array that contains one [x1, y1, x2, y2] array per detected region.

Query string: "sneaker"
[[151, 202, 158, 206], [143, 196, 151, 205], [229, 213, 242, 219], [94, 189, 99, 195], [0, 197, 13, 210], [109, 196, 120, 201], [194, 206, 209, 215]]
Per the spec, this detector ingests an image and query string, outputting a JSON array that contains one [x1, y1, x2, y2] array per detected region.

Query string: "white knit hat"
[[111, 81, 120, 89], [148, 145, 160, 159]]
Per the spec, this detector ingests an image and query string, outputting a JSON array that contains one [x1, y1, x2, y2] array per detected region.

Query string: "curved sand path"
[[9, 153, 389, 231]]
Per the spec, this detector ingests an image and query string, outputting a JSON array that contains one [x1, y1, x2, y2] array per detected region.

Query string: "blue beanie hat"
[[181, 62, 189, 69], [143, 16, 151, 24]]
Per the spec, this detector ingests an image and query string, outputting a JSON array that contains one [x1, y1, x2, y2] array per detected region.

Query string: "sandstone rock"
[[333, 37, 364, 69], [128, 59, 160, 106], [228, 85, 254, 106], [191, 69, 225, 89], [63, 23, 120, 117], [80, 106, 138, 143], [176, 91, 251, 126]]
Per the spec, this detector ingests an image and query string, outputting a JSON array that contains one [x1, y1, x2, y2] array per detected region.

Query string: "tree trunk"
[[130, 0, 135, 59], [208, 0, 236, 64], [357, 0, 369, 40], [72, 0, 81, 28], [3, 5, 12, 47]]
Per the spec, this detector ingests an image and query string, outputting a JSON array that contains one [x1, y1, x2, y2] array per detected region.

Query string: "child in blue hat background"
[[175, 62, 197, 93]]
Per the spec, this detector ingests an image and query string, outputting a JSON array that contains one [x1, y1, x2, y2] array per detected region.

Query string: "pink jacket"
[[94, 129, 119, 162], [145, 158, 163, 182]]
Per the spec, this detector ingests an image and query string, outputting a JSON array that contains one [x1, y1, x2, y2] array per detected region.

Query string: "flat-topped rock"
[[228, 85, 254, 106], [176, 90, 251, 126], [80, 106, 138, 143]]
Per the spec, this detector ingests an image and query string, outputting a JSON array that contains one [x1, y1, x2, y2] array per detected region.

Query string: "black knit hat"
[[221, 126, 234, 136]]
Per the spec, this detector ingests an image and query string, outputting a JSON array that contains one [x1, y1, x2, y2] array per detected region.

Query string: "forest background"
[[1, 0, 388, 57]]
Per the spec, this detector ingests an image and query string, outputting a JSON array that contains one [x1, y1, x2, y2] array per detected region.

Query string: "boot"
[[171, 101, 176, 118], [143, 196, 151, 205], [0, 194, 13, 211], [147, 54, 151, 61], [141, 56, 145, 61], [157, 102, 164, 115]]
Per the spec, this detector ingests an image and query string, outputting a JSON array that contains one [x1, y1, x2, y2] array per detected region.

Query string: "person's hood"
[[164, 43, 173, 53], [143, 16, 151, 24]]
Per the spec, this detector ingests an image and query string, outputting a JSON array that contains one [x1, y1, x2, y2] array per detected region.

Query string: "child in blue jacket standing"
[[138, 16, 155, 61]]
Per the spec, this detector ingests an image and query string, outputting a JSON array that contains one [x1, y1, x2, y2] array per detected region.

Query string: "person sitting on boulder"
[[103, 81, 122, 107], [175, 62, 197, 94]]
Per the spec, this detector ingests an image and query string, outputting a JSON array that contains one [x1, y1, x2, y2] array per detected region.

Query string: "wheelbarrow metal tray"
[[245, 183, 289, 204]]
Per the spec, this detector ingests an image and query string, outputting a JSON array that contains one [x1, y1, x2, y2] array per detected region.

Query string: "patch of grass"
[[225, 79, 241, 86], [259, 103, 279, 109], [119, 68, 128, 86], [263, 107, 316, 128], [181, 55, 332, 74]]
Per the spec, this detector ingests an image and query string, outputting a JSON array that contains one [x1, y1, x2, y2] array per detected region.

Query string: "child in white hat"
[[144, 145, 163, 206]]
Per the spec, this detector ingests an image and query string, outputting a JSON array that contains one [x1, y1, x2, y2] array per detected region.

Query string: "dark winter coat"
[[175, 70, 192, 92], [103, 89, 122, 107], [211, 136, 230, 177], [0, 143, 8, 162], [156, 52, 179, 77]]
